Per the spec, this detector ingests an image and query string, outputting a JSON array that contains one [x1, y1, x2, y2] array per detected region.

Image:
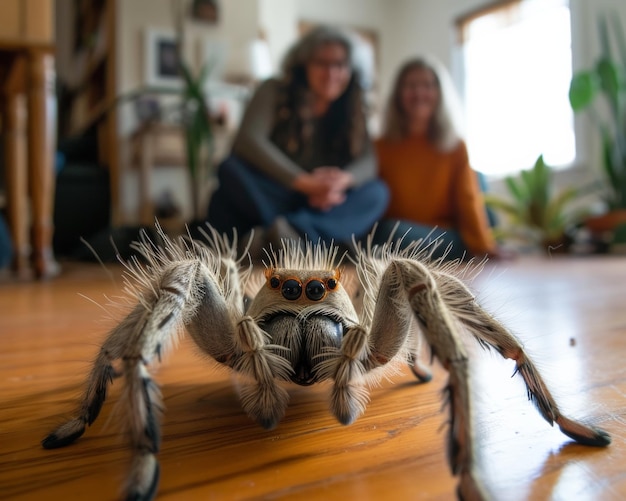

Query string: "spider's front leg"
[[364, 259, 487, 500], [42, 260, 210, 500]]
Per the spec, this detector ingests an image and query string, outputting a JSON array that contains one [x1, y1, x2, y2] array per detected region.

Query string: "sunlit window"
[[457, 0, 574, 176]]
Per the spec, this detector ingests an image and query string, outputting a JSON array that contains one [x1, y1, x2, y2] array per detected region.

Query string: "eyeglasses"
[[309, 59, 350, 71]]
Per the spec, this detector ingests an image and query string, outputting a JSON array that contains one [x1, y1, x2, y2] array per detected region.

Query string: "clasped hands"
[[292, 166, 354, 211]]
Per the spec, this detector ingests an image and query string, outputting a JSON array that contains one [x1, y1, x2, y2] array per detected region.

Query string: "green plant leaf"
[[545, 187, 580, 229], [596, 58, 623, 104], [483, 195, 523, 221], [504, 176, 526, 205], [601, 130, 620, 206], [570, 13, 626, 211], [599, 15, 612, 60], [569, 71, 600, 111], [534, 155, 550, 209], [611, 13, 626, 68], [486, 154, 586, 245]]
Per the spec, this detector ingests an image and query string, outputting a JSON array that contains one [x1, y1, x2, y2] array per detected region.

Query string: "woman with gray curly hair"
[[207, 25, 388, 255]]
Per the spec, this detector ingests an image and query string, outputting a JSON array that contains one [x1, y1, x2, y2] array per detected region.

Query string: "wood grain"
[[0, 255, 624, 500]]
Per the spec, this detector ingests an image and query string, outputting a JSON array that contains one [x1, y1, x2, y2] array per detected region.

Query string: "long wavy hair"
[[271, 26, 368, 165], [382, 56, 465, 152]]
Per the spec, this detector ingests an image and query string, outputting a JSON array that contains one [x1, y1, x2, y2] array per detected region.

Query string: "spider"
[[41, 226, 611, 501]]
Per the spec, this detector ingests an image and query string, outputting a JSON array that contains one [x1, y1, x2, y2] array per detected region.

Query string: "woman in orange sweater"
[[375, 57, 502, 260]]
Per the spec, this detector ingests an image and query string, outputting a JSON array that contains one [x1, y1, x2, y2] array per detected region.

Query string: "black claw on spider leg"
[[410, 364, 433, 383], [556, 415, 612, 447], [561, 426, 612, 447], [41, 419, 86, 449], [407, 353, 433, 383]]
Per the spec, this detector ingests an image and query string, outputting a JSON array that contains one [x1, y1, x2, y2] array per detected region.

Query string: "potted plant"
[[484, 155, 587, 252], [568, 15, 626, 236], [116, 2, 216, 223]]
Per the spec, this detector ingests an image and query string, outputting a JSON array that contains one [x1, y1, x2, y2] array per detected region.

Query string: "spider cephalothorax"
[[255, 267, 351, 386], [41, 226, 611, 501]]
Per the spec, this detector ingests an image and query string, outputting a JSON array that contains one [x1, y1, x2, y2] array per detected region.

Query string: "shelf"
[[58, 0, 121, 224]]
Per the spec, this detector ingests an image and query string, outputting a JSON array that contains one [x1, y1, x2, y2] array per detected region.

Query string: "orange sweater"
[[375, 135, 496, 255]]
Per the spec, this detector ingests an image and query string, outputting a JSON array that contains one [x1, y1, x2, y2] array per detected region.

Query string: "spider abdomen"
[[262, 313, 343, 386]]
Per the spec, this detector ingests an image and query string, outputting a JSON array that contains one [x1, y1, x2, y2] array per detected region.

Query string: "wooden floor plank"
[[0, 255, 624, 500]]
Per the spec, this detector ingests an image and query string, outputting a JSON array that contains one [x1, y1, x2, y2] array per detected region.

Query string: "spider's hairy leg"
[[369, 259, 488, 500], [122, 357, 162, 501], [444, 274, 611, 447], [40, 303, 147, 449], [43, 260, 210, 501]]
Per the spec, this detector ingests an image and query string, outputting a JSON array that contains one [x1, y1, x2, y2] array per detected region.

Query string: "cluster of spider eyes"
[[268, 275, 338, 301]]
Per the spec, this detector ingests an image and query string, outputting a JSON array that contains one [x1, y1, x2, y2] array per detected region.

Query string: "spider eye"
[[269, 276, 280, 289], [282, 279, 302, 300], [327, 278, 337, 290], [305, 279, 326, 301]]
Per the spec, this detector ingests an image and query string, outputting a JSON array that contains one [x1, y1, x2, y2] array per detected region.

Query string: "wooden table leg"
[[26, 50, 59, 279], [2, 91, 30, 277]]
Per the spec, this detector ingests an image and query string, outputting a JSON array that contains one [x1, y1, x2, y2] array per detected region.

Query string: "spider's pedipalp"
[[230, 317, 292, 429], [327, 325, 371, 425]]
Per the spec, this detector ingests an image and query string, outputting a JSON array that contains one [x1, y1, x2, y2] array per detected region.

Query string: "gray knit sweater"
[[231, 79, 377, 187]]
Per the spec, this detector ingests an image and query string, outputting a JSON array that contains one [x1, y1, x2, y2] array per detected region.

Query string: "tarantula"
[[41, 226, 610, 500]]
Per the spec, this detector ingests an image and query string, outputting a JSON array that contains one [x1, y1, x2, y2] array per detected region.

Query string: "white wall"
[[259, 0, 298, 71]]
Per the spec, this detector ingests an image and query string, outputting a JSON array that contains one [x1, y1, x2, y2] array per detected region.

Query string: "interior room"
[[1, 0, 625, 500]]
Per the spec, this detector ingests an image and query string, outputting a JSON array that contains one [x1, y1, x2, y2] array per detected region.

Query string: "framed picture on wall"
[[190, 0, 219, 24], [144, 29, 183, 88]]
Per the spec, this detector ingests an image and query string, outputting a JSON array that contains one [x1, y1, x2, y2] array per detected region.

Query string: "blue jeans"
[[0, 214, 13, 269], [207, 155, 389, 245], [372, 218, 467, 261]]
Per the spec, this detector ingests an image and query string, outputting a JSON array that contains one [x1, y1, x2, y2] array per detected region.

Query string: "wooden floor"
[[1, 254, 625, 500]]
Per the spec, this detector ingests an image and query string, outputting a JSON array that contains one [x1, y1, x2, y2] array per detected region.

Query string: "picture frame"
[[190, 0, 219, 24], [144, 29, 183, 88]]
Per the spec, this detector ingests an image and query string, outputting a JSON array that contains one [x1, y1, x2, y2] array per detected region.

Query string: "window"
[[457, 0, 574, 176]]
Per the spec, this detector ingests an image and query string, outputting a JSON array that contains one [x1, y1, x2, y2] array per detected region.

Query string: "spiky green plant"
[[569, 14, 626, 210], [484, 155, 585, 250], [114, 1, 215, 221], [178, 61, 214, 220]]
